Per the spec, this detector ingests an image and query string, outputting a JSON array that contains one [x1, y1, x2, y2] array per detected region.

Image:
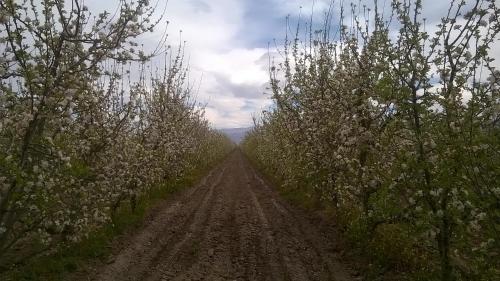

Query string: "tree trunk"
[[438, 214, 453, 281]]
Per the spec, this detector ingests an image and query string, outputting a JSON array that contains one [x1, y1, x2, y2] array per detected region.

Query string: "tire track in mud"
[[246, 163, 353, 281], [241, 163, 294, 281], [159, 169, 232, 281], [90, 150, 357, 281], [241, 154, 318, 281], [144, 167, 227, 281]]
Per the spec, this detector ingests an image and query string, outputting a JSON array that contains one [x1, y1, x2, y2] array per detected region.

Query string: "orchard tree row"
[[243, 0, 499, 280], [0, 0, 232, 269]]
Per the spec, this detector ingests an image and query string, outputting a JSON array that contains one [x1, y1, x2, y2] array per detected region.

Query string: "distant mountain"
[[220, 127, 252, 144]]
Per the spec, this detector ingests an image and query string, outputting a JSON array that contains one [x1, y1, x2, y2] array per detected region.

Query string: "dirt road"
[[91, 150, 357, 281]]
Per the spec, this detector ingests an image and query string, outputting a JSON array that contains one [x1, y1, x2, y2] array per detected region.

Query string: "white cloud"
[[273, 0, 331, 16], [194, 48, 269, 84], [84, 0, 275, 128], [142, 0, 272, 128], [203, 96, 273, 128]]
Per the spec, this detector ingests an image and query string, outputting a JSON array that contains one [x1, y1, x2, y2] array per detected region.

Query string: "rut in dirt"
[[91, 150, 357, 281]]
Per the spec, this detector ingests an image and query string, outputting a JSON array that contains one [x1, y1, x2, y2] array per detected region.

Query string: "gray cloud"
[[209, 73, 268, 99], [190, 0, 212, 14], [256, 52, 273, 72]]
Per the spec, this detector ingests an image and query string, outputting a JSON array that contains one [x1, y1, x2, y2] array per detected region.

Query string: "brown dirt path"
[[88, 150, 358, 281]]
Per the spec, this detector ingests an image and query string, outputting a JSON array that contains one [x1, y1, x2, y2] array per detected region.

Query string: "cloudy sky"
[[85, 0, 496, 129], [148, 0, 330, 129], [82, 0, 334, 128]]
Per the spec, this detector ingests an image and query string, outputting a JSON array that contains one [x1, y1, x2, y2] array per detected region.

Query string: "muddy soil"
[[87, 150, 358, 281]]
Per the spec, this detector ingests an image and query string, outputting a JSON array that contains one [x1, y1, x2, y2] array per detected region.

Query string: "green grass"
[[1, 156, 227, 281]]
